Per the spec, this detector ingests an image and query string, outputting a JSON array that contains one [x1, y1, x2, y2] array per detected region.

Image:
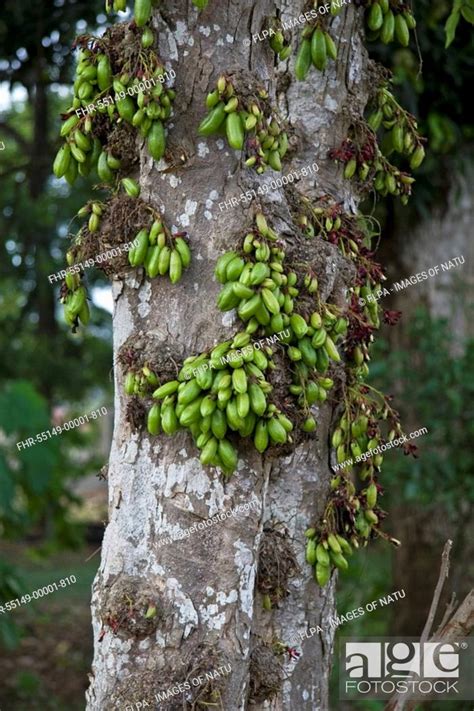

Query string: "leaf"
[[461, 1, 474, 23], [445, 8, 461, 47]]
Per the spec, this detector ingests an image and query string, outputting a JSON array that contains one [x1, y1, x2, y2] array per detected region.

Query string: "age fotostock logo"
[[340, 638, 474, 700]]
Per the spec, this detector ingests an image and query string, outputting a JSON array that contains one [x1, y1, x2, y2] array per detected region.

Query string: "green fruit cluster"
[[267, 20, 292, 61], [62, 281, 90, 329], [129, 221, 191, 284], [215, 212, 297, 331], [305, 529, 353, 586], [198, 76, 289, 173], [365, 0, 415, 46], [295, 26, 337, 79], [367, 84, 426, 171], [53, 37, 175, 185], [139, 332, 294, 474]]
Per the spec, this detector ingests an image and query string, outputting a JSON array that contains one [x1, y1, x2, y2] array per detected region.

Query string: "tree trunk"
[[86, 2, 368, 709]]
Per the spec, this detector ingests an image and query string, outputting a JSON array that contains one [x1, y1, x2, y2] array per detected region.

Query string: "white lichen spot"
[[199, 25, 211, 37], [206, 586, 215, 597], [187, 36, 195, 46], [222, 311, 236, 328], [166, 578, 199, 628], [194, 282, 199, 292], [178, 199, 198, 227], [216, 139, 225, 150], [174, 21, 189, 46], [213, 24, 220, 32], [217, 38, 224, 46], [226, 34, 234, 44], [198, 142, 210, 158], [168, 174, 181, 188], [303, 690, 310, 701], [216, 589, 238, 605], [209, 190, 219, 201], [183, 50, 189, 57], [324, 95, 338, 112], [204, 210, 213, 221], [233, 539, 255, 618], [138, 280, 152, 318]]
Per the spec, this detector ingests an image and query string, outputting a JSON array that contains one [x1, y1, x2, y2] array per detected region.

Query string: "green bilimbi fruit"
[[97, 55, 112, 90], [268, 417, 287, 444], [254, 420, 269, 453], [381, 10, 395, 44], [161, 404, 179, 434], [394, 13, 410, 46], [315, 562, 331, 586], [153, 380, 180, 399], [141, 27, 155, 48], [366, 482, 377, 508], [410, 145, 425, 169], [306, 539, 317, 565], [124, 372, 136, 395], [148, 120, 166, 161], [122, 178, 140, 198], [330, 550, 349, 570], [311, 29, 327, 71], [368, 1, 383, 31], [53, 145, 71, 178], [218, 439, 237, 471], [147, 404, 161, 435], [174, 237, 191, 268], [225, 112, 245, 150], [169, 249, 183, 284], [295, 38, 312, 80], [198, 102, 227, 136], [316, 543, 330, 566], [324, 32, 337, 61], [134, 0, 152, 27]]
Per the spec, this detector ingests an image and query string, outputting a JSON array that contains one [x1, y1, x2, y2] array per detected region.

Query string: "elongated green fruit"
[[116, 96, 135, 123], [131, 229, 149, 266], [315, 563, 331, 586], [60, 115, 80, 137], [409, 145, 425, 169], [153, 380, 179, 399], [225, 112, 245, 150], [148, 120, 166, 161], [394, 13, 409, 46], [381, 10, 395, 44], [311, 29, 327, 71], [367, 2, 383, 31], [53, 145, 71, 178], [147, 404, 161, 435], [97, 56, 112, 90], [198, 102, 227, 136], [169, 249, 183, 283], [218, 439, 237, 471], [306, 539, 317, 565], [97, 151, 114, 182], [135, 0, 152, 26], [268, 417, 287, 444], [316, 543, 330, 566], [295, 39, 312, 81], [324, 32, 338, 61], [254, 420, 269, 453], [122, 178, 140, 198], [174, 237, 191, 268], [327, 533, 342, 554], [249, 383, 266, 416]]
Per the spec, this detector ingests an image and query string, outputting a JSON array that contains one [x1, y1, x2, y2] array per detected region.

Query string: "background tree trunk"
[[86, 2, 369, 709], [379, 163, 474, 637]]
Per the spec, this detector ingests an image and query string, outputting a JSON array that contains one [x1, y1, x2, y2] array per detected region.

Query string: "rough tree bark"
[[86, 2, 369, 709]]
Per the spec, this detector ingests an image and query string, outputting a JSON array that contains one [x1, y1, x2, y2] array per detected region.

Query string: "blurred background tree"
[[0, 1, 113, 707]]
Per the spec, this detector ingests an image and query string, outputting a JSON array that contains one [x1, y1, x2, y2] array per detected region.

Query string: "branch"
[[385, 541, 474, 711], [420, 539, 452, 644]]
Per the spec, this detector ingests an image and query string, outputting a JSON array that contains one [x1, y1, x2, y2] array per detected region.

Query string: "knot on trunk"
[[248, 644, 284, 703], [257, 524, 299, 607], [99, 575, 165, 639]]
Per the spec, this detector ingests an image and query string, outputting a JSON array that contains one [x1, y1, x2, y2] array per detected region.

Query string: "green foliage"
[[445, 0, 474, 47], [370, 309, 474, 513]]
